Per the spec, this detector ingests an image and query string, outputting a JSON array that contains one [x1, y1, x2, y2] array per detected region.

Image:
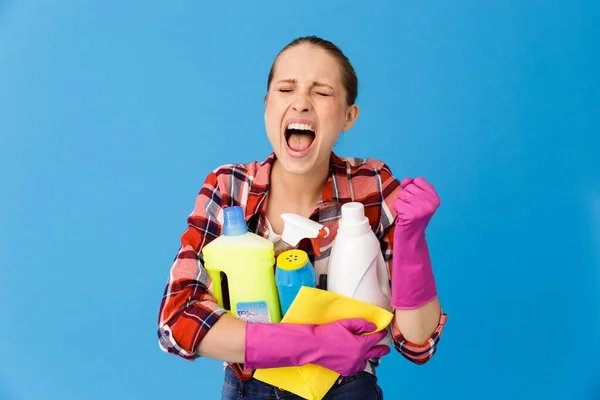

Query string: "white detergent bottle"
[[327, 202, 393, 346]]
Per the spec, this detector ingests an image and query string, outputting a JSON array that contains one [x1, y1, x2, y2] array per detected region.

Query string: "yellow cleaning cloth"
[[252, 286, 394, 400]]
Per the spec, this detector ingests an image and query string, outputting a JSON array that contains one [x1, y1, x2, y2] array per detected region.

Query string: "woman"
[[158, 36, 448, 399]]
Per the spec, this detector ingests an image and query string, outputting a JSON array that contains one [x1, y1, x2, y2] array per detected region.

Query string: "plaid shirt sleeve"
[[157, 169, 228, 360], [377, 163, 449, 365]]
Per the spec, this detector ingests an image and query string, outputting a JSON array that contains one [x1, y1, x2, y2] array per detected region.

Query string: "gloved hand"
[[244, 318, 390, 376], [391, 177, 440, 310]]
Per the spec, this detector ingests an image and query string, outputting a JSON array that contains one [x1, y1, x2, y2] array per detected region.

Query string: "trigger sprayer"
[[280, 213, 329, 256]]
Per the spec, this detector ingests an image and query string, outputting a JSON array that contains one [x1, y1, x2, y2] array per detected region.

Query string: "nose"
[[291, 92, 311, 113]]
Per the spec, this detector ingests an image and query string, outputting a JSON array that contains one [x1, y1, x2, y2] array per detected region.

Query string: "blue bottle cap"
[[223, 206, 248, 236]]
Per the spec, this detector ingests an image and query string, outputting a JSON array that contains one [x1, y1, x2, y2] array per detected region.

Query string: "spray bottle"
[[326, 202, 394, 345], [274, 214, 329, 316]]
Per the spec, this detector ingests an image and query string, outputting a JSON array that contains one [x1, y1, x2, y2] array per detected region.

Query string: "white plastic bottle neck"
[[338, 202, 371, 235]]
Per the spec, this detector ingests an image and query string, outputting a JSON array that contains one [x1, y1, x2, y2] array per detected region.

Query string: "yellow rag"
[[252, 286, 394, 400]]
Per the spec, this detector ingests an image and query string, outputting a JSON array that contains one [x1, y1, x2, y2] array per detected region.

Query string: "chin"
[[275, 150, 320, 175]]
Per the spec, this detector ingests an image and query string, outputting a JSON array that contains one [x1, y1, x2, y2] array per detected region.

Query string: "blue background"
[[1, 1, 598, 399]]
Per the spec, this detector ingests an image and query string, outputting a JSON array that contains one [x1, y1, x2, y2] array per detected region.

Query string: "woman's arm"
[[158, 170, 231, 361], [394, 297, 441, 345], [196, 313, 247, 363], [377, 165, 448, 363]]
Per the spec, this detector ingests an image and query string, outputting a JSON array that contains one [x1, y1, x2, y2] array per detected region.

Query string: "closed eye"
[[317, 92, 330, 96], [279, 89, 293, 93]]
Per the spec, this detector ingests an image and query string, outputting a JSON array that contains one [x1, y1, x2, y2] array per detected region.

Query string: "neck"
[[270, 157, 330, 211]]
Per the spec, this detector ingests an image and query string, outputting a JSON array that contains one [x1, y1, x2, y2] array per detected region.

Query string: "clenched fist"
[[394, 177, 441, 230]]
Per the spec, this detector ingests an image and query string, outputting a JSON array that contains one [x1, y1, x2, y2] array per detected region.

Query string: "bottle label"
[[236, 301, 271, 323]]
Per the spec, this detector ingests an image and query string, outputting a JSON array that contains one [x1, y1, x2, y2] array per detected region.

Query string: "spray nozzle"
[[280, 213, 329, 257]]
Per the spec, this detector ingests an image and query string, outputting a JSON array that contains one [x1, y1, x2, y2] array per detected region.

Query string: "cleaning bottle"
[[326, 202, 393, 344], [275, 249, 316, 317], [274, 213, 329, 316], [202, 206, 281, 324]]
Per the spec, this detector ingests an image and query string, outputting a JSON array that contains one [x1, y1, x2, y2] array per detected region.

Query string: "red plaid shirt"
[[158, 152, 448, 377]]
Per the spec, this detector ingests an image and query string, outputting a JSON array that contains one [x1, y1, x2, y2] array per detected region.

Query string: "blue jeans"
[[221, 366, 384, 399]]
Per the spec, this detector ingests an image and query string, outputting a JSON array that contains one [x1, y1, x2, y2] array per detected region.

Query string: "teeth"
[[287, 122, 314, 132]]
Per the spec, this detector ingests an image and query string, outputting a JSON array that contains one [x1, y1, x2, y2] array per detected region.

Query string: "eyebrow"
[[276, 79, 334, 90]]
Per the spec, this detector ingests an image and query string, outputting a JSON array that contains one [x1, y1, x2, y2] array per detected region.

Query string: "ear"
[[342, 104, 359, 132]]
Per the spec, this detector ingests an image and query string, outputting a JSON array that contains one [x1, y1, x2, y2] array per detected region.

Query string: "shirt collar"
[[246, 151, 346, 220]]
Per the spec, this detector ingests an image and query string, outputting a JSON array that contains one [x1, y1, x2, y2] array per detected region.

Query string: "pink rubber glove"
[[244, 318, 390, 376], [391, 177, 440, 310]]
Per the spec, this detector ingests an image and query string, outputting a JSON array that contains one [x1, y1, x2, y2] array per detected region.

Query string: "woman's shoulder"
[[206, 155, 273, 189], [209, 160, 261, 177], [334, 153, 400, 191], [333, 154, 395, 176]]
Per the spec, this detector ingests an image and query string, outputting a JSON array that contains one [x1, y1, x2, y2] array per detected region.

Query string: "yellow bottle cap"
[[277, 249, 309, 271]]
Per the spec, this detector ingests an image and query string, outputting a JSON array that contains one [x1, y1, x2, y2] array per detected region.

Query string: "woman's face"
[[265, 44, 358, 176]]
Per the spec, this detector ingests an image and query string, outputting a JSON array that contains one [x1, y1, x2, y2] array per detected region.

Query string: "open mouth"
[[285, 122, 316, 153]]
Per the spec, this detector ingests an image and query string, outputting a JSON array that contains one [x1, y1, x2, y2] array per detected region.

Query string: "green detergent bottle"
[[202, 206, 281, 323]]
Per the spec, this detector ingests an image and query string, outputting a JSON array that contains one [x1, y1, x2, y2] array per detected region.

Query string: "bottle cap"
[[341, 202, 369, 225], [223, 206, 248, 236], [277, 249, 309, 271], [339, 202, 370, 233]]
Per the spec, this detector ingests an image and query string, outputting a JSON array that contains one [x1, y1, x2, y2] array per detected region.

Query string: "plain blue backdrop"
[[1, 1, 598, 399]]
